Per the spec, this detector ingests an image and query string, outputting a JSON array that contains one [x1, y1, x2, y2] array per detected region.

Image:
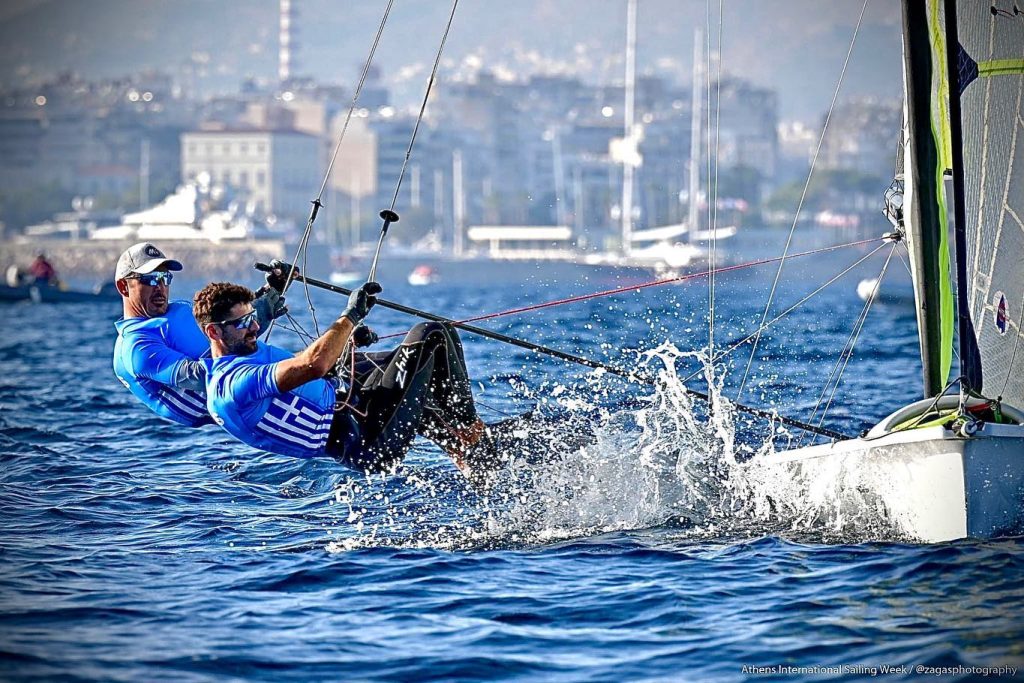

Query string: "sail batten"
[[978, 58, 1024, 78]]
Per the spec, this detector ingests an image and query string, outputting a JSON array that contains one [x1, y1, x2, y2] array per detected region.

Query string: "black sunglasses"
[[217, 309, 258, 330], [128, 271, 173, 287]]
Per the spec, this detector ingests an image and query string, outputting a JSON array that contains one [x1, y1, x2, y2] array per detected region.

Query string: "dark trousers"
[[326, 322, 479, 473]]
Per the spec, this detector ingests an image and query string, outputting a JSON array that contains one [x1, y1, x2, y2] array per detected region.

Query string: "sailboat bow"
[[768, 0, 1024, 543]]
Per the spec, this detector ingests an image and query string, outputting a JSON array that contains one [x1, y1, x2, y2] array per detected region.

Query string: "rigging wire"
[[895, 241, 913, 276], [266, 0, 396, 342], [708, 0, 724, 359], [367, 0, 460, 283], [371, 237, 881, 339], [735, 0, 871, 399], [893, 105, 905, 180], [800, 242, 897, 444], [815, 247, 896, 427], [889, 103, 911, 278], [337, 0, 459, 377], [680, 241, 889, 385], [705, 1, 715, 355], [282, 314, 316, 345], [252, 263, 851, 440], [998, 289, 1024, 399]]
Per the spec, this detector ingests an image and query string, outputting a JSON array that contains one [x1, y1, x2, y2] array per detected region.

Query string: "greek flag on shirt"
[[205, 342, 340, 459]]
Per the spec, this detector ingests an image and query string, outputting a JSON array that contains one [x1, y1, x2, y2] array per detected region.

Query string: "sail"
[[900, 0, 956, 397], [953, 1, 1024, 408]]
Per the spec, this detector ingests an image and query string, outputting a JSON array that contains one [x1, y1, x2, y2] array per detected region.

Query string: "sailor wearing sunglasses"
[[192, 279, 503, 483], [112, 242, 290, 427]]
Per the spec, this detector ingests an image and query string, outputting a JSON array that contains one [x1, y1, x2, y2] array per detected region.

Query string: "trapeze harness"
[[206, 321, 477, 472], [329, 321, 478, 472]]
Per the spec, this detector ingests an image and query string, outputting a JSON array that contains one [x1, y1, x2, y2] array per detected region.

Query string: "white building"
[[466, 225, 575, 259], [180, 128, 320, 221]]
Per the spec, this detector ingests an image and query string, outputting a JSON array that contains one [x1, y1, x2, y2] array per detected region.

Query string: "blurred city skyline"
[[0, 0, 902, 120], [0, 0, 905, 266]]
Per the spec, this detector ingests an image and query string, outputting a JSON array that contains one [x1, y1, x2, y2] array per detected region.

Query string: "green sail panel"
[[902, 0, 956, 397], [955, 1, 1024, 409]]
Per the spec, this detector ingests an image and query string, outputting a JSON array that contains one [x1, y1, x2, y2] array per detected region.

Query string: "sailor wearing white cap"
[[112, 242, 292, 427]]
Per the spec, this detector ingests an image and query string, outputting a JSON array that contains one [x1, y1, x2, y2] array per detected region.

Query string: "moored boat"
[[0, 282, 120, 304], [407, 265, 439, 286]]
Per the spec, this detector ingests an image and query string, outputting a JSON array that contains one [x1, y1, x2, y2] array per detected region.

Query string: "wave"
[[325, 341, 912, 553]]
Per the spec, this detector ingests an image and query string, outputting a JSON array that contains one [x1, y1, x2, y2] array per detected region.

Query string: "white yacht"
[[90, 178, 293, 243]]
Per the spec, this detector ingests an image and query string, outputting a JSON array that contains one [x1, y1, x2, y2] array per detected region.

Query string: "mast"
[[139, 138, 150, 210], [620, 0, 637, 256], [941, 0, 984, 392], [279, 0, 295, 84], [551, 128, 567, 227], [687, 28, 703, 243], [900, 0, 955, 397], [453, 149, 465, 256]]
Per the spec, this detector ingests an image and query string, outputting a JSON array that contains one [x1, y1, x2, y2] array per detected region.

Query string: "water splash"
[[327, 341, 906, 553]]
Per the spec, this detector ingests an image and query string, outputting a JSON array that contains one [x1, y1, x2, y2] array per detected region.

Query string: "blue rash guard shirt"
[[205, 342, 355, 459], [113, 300, 214, 427]]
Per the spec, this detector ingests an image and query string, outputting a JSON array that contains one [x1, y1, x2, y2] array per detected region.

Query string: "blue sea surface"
[[2, 234, 1022, 681]]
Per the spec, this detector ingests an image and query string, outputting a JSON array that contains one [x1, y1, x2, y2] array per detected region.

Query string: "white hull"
[[773, 417, 1024, 542], [329, 271, 361, 286], [581, 242, 708, 271]]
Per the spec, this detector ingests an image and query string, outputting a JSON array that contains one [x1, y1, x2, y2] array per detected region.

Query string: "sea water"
[[1, 240, 1022, 681]]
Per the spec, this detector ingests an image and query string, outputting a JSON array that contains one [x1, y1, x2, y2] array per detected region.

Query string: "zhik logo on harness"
[[394, 345, 415, 389]]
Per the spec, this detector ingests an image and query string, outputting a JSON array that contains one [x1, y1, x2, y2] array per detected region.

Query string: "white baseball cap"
[[114, 242, 183, 281]]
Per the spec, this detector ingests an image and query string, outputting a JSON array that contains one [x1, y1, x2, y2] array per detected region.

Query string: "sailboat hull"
[[771, 423, 1024, 542]]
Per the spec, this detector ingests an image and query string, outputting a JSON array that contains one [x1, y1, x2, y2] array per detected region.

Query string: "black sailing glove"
[[252, 287, 289, 332], [266, 259, 299, 292], [341, 281, 382, 325], [352, 325, 379, 348]]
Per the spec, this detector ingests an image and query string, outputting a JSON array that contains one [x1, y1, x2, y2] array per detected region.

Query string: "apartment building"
[[180, 127, 320, 220]]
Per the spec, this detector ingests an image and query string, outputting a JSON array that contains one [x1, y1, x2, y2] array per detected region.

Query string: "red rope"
[[379, 237, 880, 339]]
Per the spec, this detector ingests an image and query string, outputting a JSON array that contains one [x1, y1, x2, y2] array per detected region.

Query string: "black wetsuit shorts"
[[325, 322, 478, 473]]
